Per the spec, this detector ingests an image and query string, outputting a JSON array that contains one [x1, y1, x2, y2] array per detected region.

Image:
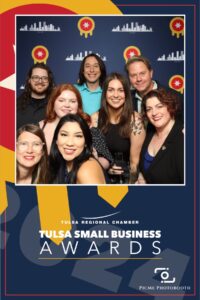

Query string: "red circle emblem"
[[169, 75, 184, 94], [80, 18, 93, 32], [171, 18, 184, 32], [123, 46, 141, 62]]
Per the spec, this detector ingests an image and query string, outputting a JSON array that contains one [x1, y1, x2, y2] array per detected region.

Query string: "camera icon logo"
[[154, 268, 176, 283]]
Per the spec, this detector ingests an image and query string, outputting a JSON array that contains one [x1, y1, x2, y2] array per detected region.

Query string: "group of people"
[[16, 54, 184, 185]]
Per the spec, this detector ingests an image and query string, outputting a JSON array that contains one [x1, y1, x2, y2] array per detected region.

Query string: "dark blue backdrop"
[[1, 2, 199, 299], [16, 15, 184, 94]]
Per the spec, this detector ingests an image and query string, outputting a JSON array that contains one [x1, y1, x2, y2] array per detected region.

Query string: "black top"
[[90, 127, 114, 164], [139, 120, 184, 184], [17, 96, 48, 129], [104, 123, 130, 163]]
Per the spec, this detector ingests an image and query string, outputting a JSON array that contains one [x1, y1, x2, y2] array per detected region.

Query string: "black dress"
[[139, 120, 184, 184], [104, 123, 130, 184]]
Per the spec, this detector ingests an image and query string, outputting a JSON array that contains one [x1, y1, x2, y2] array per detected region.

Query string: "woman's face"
[[56, 121, 85, 162], [54, 90, 79, 118], [17, 131, 44, 169], [106, 79, 125, 109], [145, 96, 172, 129]]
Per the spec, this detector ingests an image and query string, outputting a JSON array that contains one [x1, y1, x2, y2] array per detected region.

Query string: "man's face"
[[128, 61, 153, 96], [83, 56, 101, 85], [29, 67, 49, 97]]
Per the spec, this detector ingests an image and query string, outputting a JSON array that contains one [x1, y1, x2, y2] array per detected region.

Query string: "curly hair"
[[142, 88, 180, 119], [18, 63, 55, 110]]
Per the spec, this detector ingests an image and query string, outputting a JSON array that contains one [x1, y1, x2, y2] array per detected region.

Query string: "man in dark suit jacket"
[[125, 55, 183, 123]]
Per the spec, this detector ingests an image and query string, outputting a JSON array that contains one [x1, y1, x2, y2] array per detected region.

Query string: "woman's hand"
[[108, 164, 124, 175], [135, 172, 146, 184]]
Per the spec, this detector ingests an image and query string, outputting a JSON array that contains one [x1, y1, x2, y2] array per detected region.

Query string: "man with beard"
[[17, 63, 55, 129], [74, 53, 107, 115], [125, 55, 183, 123]]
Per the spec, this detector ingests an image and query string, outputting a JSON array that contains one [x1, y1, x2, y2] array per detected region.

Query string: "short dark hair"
[[77, 53, 107, 87], [125, 55, 152, 73], [49, 114, 93, 183]]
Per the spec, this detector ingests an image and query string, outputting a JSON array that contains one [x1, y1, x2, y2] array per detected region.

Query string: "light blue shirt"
[[74, 83, 102, 115]]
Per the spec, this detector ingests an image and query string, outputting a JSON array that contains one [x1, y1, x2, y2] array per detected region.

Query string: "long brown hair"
[[16, 124, 49, 183], [98, 72, 134, 138], [77, 53, 106, 87], [45, 83, 91, 125]]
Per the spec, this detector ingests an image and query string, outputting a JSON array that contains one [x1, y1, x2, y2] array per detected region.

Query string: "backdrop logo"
[[169, 75, 184, 94], [31, 45, 49, 64], [123, 46, 141, 62], [169, 17, 184, 38], [77, 17, 95, 38], [154, 267, 176, 284]]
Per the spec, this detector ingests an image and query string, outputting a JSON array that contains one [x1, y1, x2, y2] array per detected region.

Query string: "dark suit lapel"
[[145, 121, 180, 175]]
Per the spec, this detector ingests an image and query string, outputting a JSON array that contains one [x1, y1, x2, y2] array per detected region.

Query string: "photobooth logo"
[[154, 267, 176, 284]]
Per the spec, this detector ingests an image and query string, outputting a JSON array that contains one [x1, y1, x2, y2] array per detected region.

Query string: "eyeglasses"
[[17, 141, 44, 152], [31, 75, 49, 83]]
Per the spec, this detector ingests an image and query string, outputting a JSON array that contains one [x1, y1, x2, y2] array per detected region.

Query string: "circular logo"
[[169, 75, 184, 94], [77, 17, 95, 38], [169, 17, 184, 38], [32, 45, 49, 64], [123, 46, 141, 62]]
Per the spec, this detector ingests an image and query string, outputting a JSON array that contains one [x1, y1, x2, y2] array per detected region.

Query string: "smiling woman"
[[16, 124, 49, 184], [49, 114, 106, 184], [91, 73, 146, 184], [138, 88, 184, 184]]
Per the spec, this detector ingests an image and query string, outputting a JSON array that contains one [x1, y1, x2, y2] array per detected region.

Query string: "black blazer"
[[139, 121, 184, 184]]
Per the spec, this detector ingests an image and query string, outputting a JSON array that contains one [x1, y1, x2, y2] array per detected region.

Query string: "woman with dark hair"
[[137, 88, 184, 184], [74, 53, 107, 115], [16, 124, 49, 184], [39, 83, 113, 169], [91, 72, 146, 183], [49, 114, 106, 184]]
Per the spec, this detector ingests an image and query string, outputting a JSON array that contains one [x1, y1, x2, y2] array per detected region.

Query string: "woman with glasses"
[[16, 124, 49, 184]]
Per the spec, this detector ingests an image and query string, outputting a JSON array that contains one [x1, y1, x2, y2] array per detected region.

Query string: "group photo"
[[16, 15, 185, 185]]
